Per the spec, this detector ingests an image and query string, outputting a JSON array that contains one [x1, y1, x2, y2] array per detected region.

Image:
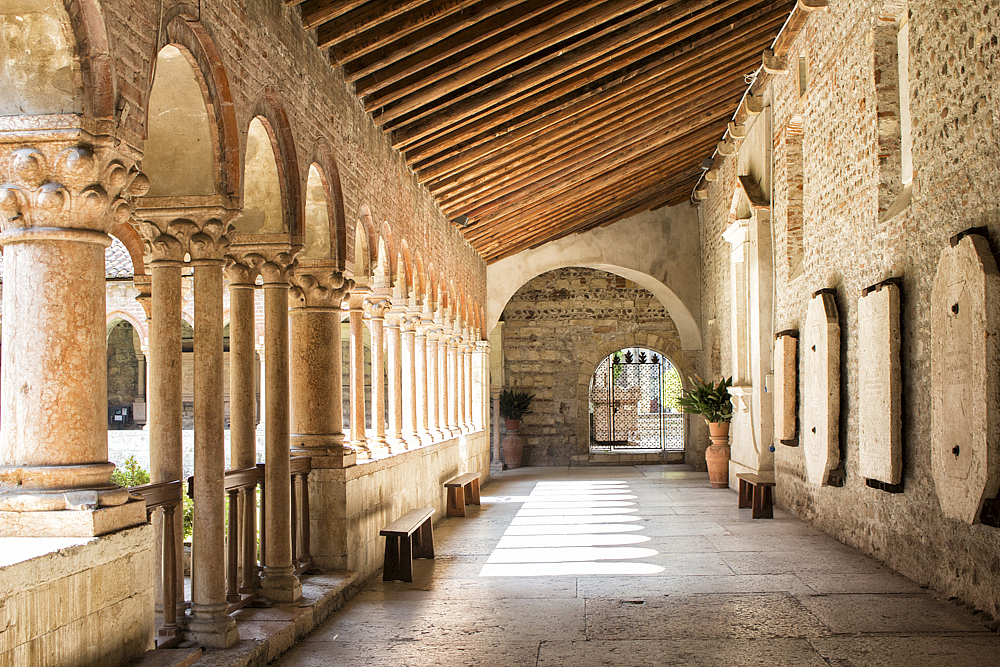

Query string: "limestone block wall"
[[697, 0, 1000, 617], [309, 431, 490, 578], [501, 267, 700, 467], [0, 525, 154, 667]]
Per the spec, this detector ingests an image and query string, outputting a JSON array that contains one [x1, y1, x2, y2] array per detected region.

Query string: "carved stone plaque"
[[803, 291, 840, 486], [858, 282, 902, 485], [773, 331, 798, 445], [931, 233, 1000, 524]]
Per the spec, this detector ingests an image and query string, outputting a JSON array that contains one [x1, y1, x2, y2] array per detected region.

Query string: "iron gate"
[[590, 347, 684, 452]]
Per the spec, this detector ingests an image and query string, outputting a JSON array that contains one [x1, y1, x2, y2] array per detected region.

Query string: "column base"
[[291, 446, 357, 469], [261, 568, 302, 603], [368, 437, 392, 457], [186, 608, 239, 648], [350, 440, 372, 460], [0, 498, 146, 537]]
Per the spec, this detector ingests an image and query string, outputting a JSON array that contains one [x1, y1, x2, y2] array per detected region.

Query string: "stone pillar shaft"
[[228, 284, 256, 469], [348, 296, 369, 456], [427, 333, 440, 439], [439, 331, 450, 436], [415, 324, 428, 440], [386, 316, 404, 448], [402, 323, 418, 445]]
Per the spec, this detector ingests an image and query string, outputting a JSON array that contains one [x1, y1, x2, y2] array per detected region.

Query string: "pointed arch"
[[352, 205, 374, 286], [306, 142, 347, 267], [244, 91, 302, 234]]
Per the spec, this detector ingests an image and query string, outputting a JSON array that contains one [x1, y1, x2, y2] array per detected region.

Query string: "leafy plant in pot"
[[678, 376, 734, 488], [499, 389, 534, 469]]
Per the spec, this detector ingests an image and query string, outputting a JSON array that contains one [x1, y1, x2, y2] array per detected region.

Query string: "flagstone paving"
[[273, 465, 1000, 666]]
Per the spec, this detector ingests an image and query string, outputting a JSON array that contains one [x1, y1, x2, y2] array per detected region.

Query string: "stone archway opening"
[[589, 347, 685, 454]]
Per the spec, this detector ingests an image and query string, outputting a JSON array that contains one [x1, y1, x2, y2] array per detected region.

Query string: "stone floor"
[[272, 465, 1000, 667]]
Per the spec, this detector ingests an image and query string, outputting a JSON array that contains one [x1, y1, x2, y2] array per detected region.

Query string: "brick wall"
[[698, 0, 1000, 617], [501, 267, 697, 466]]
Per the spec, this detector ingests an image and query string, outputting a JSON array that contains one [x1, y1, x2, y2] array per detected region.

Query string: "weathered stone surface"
[[0, 524, 154, 667], [858, 282, 901, 485], [931, 234, 1000, 524], [802, 292, 840, 486], [773, 332, 798, 445]]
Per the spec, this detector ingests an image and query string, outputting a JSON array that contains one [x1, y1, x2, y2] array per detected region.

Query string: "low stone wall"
[[309, 431, 490, 577], [0, 524, 154, 667]]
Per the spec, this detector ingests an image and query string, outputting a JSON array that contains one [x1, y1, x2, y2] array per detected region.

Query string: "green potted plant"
[[499, 389, 534, 469], [678, 376, 734, 488]]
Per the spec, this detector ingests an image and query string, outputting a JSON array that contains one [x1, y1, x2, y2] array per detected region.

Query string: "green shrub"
[[111, 455, 150, 488], [677, 376, 734, 424], [499, 388, 535, 421]]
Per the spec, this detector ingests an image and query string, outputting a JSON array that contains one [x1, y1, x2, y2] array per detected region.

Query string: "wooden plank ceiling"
[[288, 0, 796, 263]]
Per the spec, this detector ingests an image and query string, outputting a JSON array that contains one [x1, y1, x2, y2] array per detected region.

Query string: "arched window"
[[589, 347, 684, 452]]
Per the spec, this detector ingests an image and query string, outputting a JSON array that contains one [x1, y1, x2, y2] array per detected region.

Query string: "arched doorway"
[[589, 347, 684, 453]]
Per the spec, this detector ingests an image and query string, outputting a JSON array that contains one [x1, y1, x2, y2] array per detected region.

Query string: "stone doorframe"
[[574, 333, 696, 462]]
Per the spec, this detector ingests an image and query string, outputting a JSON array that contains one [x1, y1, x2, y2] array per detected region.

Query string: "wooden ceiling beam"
[[365, 0, 649, 117], [464, 133, 717, 244], [301, 0, 378, 31], [427, 44, 760, 200], [392, 1, 791, 151], [438, 75, 748, 213], [410, 13, 778, 179], [464, 129, 722, 227], [322, 0, 481, 57], [473, 168, 701, 259], [341, 0, 533, 81], [379, 0, 741, 131]]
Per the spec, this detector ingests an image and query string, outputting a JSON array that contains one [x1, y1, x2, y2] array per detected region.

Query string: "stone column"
[[256, 342, 266, 435], [186, 218, 239, 646], [0, 143, 147, 533], [439, 311, 453, 437], [347, 289, 371, 458], [414, 308, 430, 443], [257, 241, 302, 604], [385, 304, 406, 450], [490, 387, 503, 470], [225, 255, 260, 471], [426, 319, 442, 442], [464, 329, 475, 431], [287, 261, 355, 467], [449, 329, 460, 433], [133, 275, 152, 429], [401, 314, 420, 447], [474, 339, 490, 432], [365, 295, 392, 455]]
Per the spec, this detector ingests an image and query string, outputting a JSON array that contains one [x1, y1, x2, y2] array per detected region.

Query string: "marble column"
[[365, 295, 392, 455], [474, 339, 490, 432], [186, 217, 238, 646], [401, 315, 420, 447], [258, 242, 302, 604], [347, 290, 371, 458], [0, 143, 146, 535], [414, 309, 430, 443], [288, 262, 355, 467], [464, 329, 474, 431], [256, 342, 266, 434], [439, 311, 452, 437], [426, 319, 442, 442], [449, 330, 460, 433], [490, 387, 503, 469], [133, 274, 152, 429], [385, 305, 406, 450], [225, 256, 260, 471]]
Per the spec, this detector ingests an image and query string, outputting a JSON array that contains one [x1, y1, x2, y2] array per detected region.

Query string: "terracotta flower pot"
[[502, 419, 525, 468], [705, 421, 731, 489]]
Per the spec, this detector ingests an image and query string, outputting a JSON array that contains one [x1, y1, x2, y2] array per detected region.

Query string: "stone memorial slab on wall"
[[773, 331, 798, 445], [803, 291, 840, 486], [931, 232, 1000, 524], [858, 281, 902, 485]]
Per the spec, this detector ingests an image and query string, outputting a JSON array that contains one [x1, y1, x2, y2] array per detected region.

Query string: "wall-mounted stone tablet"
[[803, 290, 840, 486], [773, 330, 798, 446], [858, 280, 902, 486], [931, 232, 1000, 524]]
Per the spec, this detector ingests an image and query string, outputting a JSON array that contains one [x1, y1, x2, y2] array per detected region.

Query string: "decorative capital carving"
[[476, 340, 491, 354], [136, 199, 238, 263], [133, 274, 152, 320], [364, 294, 393, 320], [227, 235, 302, 285], [0, 139, 144, 238], [289, 264, 352, 309]]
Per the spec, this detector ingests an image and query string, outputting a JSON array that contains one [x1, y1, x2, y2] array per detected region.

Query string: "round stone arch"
[[106, 311, 148, 349], [573, 332, 696, 461]]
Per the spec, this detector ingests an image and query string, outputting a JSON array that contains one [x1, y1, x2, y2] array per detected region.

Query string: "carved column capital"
[[227, 234, 302, 285], [347, 287, 370, 312], [364, 294, 393, 320], [0, 138, 146, 238], [136, 200, 238, 264], [133, 273, 152, 320], [476, 340, 491, 354], [289, 263, 352, 310]]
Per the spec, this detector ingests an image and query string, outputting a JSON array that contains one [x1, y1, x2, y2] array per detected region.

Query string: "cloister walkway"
[[273, 466, 1000, 667]]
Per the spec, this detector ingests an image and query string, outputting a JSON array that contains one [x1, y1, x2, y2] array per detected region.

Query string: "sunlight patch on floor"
[[480, 480, 664, 577]]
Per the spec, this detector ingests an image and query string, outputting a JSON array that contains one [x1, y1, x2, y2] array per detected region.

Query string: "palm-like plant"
[[677, 376, 734, 424], [499, 389, 535, 421]]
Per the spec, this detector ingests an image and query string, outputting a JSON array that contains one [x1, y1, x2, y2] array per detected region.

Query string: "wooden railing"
[[128, 479, 184, 646]]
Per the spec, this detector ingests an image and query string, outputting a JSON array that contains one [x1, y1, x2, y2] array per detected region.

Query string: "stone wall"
[[698, 0, 1000, 618], [308, 431, 490, 578], [0, 525, 154, 667], [501, 267, 700, 467]]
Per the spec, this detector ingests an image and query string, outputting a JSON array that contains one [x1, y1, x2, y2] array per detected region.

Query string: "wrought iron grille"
[[590, 347, 685, 452]]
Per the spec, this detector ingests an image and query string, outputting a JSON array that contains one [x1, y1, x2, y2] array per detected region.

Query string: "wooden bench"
[[737, 473, 775, 519], [380, 507, 435, 582], [445, 472, 481, 517]]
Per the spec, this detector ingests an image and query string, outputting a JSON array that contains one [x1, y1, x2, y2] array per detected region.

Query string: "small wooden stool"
[[445, 472, 481, 517], [380, 507, 435, 582], [737, 473, 775, 519]]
